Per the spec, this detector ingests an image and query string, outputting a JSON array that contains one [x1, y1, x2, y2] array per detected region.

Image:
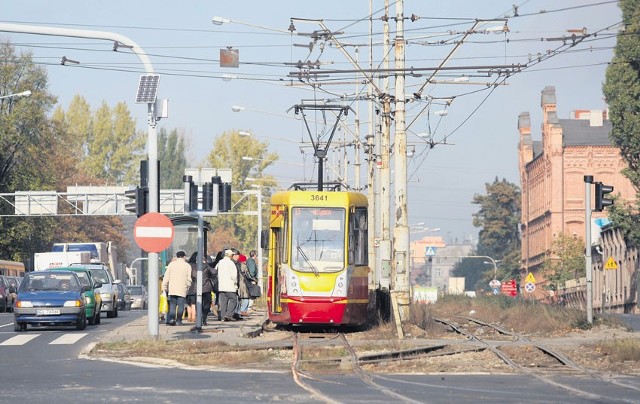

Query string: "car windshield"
[[291, 207, 346, 273], [128, 286, 143, 295], [72, 272, 91, 287], [89, 269, 110, 284], [23, 273, 81, 291]]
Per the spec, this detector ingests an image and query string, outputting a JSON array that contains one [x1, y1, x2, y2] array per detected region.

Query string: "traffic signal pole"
[[584, 175, 593, 324], [0, 23, 161, 338]]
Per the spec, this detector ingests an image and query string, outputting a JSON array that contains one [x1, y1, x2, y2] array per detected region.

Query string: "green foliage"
[[458, 178, 522, 284], [542, 233, 586, 290], [205, 130, 278, 251], [81, 101, 144, 184], [158, 127, 187, 189], [602, 0, 640, 245]]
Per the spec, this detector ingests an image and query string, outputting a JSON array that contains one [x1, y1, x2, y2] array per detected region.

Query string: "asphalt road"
[[0, 311, 638, 403]]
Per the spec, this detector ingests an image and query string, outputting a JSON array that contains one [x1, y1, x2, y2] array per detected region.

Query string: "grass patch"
[[595, 338, 640, 362]]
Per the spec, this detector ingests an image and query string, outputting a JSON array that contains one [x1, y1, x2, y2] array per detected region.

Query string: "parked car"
[[13, 270, 89, 331], [115, 282, 131, 311], [128, 285, 148, 310], [51, 267, 102, 325], [71, 263, 118, 318], [0, 275, 14, 313]]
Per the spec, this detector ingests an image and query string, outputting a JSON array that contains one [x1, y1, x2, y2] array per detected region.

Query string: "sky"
[[0, 1, 622, 243]]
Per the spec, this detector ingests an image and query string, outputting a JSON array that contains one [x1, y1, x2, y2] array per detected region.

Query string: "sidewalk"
[[104, 309, 271, 346]]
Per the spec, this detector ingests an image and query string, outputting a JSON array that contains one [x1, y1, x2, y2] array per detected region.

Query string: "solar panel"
[[135, 74, 160, 104]]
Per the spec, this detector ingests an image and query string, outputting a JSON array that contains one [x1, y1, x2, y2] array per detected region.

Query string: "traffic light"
[[202, 182, 214, 211], [595, 182, 614, 212], [124, 186, 148, 217], [188, 180, 198, 211]]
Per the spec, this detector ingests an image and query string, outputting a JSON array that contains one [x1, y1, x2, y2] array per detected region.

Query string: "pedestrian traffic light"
[[124, 186, 148, 217], [595, 182, 614, 212]]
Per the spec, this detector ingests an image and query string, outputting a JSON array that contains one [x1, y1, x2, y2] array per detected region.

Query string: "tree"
[[471, 177, 522, 280], [82, 101, 144, 185], [602, 0, 640, 246], [158, 127, 187, 189], [0, 42, 59, 261], [205, 130, 277, 251], [542, 233, 585, 291]]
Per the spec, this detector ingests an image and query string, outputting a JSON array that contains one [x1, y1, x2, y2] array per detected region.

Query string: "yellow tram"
[[266, 189, 369, 326]]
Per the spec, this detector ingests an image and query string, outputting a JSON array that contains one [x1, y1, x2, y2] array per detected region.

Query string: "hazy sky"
[[0, 1, 621, 242]]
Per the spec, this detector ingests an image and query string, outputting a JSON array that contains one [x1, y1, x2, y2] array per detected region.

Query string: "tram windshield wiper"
[[297, 245, 319, 276]]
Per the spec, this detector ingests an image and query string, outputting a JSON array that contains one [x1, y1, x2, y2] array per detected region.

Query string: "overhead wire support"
[[287, 103, 352, 191]]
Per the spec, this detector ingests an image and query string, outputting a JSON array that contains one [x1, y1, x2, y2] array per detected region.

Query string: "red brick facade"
[[518, 86, 635, 278]]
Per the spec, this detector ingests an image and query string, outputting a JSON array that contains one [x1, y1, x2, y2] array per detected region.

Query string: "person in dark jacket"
[[201, 255, 217, 325]]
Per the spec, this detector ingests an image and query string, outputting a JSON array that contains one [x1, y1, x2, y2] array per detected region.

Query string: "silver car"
[[128, 285, 148, 310]]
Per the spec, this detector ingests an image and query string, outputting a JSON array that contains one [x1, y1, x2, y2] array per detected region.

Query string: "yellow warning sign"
[[525, 272, 536, 283], [604, 257, 618, 270]]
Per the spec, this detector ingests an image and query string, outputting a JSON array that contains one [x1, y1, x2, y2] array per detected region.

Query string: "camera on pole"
[[594, 182, 614, 212]]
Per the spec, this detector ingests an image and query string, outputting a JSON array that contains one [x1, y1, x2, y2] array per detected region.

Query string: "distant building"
[[409, 236, 473, 292], [517, 86, 635, 286]]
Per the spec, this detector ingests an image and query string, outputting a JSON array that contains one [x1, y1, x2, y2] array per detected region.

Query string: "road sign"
[[134, 212, 174, 253], [489, 279, 501, 289], [501, 279, 517, 297], [492, 288, 500, 295], [425, 246, 437, 256], [524, 282, 536, 293], [525, 272, 536, 284], [604, 256, 618, 270]]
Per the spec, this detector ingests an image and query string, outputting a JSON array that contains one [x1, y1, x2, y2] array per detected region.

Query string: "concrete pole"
[[256, 189, 264, 293], [392, 0, 411, 320], [366, 0, 377, 286], [584, 175, 593, 324], [0, 23, 161, 338], [379, 0, 392, 291]]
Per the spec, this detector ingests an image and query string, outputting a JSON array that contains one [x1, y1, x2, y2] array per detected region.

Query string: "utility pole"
[[380, 0, 392, 292], [584, 175, 593, 324], [392, 0, 411, 321]]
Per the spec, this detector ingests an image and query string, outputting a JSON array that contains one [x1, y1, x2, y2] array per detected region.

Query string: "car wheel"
[[88, 311, 95, 326], [14, 320, 23, 332], [95, 306, 101, 325], [76, 312, 87, 330], [114, 301, 118, 318]]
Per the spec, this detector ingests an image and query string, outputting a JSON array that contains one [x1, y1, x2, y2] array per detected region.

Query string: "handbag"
[[248, 283, 261, 298]]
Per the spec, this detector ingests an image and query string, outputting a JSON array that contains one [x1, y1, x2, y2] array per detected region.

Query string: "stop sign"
[[133, 212, 175, 253]]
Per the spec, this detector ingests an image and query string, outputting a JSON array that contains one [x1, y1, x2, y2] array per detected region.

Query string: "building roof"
[[530, 119, 613, 159], [561, 119, 612, 146]]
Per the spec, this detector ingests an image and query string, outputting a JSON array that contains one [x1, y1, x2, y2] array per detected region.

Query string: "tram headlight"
[[333, 273, 347, 296], [287, 271, 302, 296]]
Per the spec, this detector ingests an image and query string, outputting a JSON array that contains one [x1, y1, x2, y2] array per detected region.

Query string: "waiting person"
[[162, 250, 192, 326], [210, 250, 224, 320], [185, 252, 198, 322], [201, 255, 216, 325], [236, 254, 256, 318], [216, 249, 239, 322], [247, 250, 258, 279]]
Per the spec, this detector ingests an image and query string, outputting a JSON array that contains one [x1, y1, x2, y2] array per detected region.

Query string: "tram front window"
[[292, 207, 345, 273]]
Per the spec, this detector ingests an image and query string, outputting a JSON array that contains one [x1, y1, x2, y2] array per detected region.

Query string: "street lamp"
[[0, 90, 31, 100], [212, 16, 292, 34], [483, 259, 500, 279]]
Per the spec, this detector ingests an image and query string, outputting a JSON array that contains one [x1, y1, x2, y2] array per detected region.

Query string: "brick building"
[[517, 86, 635, 281]]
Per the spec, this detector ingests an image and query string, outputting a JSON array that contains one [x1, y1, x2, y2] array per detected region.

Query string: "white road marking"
[[0, 334, 40, 346], [49, 333, 88, 345]]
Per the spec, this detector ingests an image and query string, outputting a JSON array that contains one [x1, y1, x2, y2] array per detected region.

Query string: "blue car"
[[13, 270, 89, 331]]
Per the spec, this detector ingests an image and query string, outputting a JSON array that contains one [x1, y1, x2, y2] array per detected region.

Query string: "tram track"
[[291, 332, 423, 403], [435, 316, 640, 402]]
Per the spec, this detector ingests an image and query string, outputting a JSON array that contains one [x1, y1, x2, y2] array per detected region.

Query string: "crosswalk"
[[0, 333, 88, 346]]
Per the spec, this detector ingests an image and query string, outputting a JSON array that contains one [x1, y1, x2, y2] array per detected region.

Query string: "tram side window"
[[349, 207, 368, 266]]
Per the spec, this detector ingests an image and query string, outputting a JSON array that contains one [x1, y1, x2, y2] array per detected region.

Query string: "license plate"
[[36, 309, 61, 315]]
